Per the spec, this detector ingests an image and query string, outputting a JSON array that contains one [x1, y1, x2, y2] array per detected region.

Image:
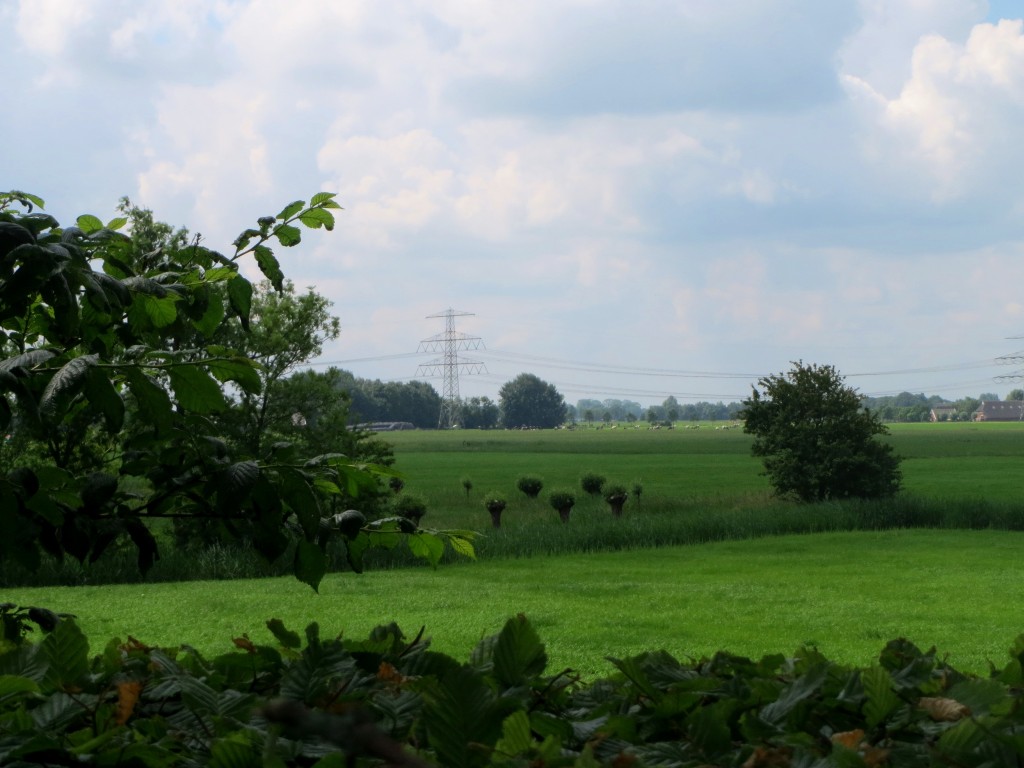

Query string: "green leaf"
[[760, 661, 829, 725], [946, 678, 1008, 717], [125, 519, 159, 573], [193, 291, 226, 338], [209, 731, 262, 768], [105, 216, 128, 231], [167, 365, 227, 413], [122, 368, 173, 434], [0, 675, 41, 706], [407, 531, 445, 567], [447, 532, 477, 560], [205, 356, 261, 394], [219, 461, 260, 503], [253, 244, 284, 291], [492, 614, 547, 688], [40, 355, 97, 423], [861, 665, 900, 728], [83, 367, 124, 432], [345, 532, 369, 574], [40, 619, 90, 692], [494, 710, 534, 756], [75, 214, 103, 233], [139, 294, 180, 328], [422, 666, 520, 768], [274, 224, 301, 247], [294, 540, 327, 592], [203, 266, 238, 282], [277, 467, 320, 539], [276, 200, 305, 220], [309, 192, 338, 207], [227, 274, 253, 328], [687, 701, 735, 757], [298, 207, 335, 230]]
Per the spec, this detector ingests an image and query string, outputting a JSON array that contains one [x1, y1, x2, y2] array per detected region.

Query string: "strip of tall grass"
[[6, 494, 1024, 587]]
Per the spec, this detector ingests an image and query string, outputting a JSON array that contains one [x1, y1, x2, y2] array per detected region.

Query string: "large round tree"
[[498, 373, 567, 428], [741, 361, 902, 502]]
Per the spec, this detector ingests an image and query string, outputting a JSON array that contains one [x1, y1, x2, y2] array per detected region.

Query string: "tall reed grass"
[[6, 495, 1023, 587]]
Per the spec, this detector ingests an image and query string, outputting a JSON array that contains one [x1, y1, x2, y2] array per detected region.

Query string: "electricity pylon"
[[416, 309, 487, 428]]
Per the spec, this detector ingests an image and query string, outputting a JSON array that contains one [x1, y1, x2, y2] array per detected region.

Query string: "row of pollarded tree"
[[481, 472, 641, 527]]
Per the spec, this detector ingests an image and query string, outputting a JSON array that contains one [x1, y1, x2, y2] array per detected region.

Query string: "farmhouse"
[[929, 404, 956, 422], [972, 401, 1024, 422]]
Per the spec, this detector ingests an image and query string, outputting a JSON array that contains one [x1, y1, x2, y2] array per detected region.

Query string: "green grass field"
[[383, 421, 1024, 531], [7, 529, 1024, 680], [5, 420, 1024, 680]]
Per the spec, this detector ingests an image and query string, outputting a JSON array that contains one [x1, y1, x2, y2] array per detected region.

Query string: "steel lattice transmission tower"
[[416, 309, 488, 428]]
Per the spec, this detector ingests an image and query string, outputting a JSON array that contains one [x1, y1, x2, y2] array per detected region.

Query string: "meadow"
[[5, 420, 1024, 680], [8, 530, 1024, 680]]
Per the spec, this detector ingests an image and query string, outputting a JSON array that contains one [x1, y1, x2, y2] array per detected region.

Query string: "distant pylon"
[[416, 309, 487, 428]]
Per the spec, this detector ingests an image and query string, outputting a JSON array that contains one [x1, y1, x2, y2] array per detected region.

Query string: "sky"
[[4, 0, 1024, 408]]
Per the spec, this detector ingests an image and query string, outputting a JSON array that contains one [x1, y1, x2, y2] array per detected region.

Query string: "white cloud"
[[845, 18, 1024, 200], [4, 0, 1024, 404]]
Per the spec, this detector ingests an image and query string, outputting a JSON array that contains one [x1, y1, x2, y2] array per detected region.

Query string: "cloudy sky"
[[4, 0, 1024, 407]]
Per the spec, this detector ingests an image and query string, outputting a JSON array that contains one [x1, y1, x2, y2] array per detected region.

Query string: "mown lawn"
[[8, 529, 1024, 681]]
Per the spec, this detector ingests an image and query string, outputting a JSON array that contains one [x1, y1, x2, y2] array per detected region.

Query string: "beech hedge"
[[2, 606, 1024, 766]]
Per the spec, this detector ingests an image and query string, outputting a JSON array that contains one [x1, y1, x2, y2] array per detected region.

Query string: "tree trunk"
[[557, 506, 572, 523], [489, 509, 502, 528], [608, 500, 625, 517]]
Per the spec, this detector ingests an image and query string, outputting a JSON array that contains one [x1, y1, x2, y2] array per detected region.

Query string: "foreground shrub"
[[7, 612, 1024, 767]]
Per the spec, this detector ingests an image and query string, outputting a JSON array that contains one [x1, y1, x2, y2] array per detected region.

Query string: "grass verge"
[[6, 529, 1023, 681]]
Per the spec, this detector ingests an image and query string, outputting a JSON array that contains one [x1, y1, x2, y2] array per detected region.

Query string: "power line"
[[415, 309, 487, 428]]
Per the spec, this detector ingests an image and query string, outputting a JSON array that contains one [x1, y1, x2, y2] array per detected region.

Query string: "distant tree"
[[625, 412, 637, 423], [498, 374, 566, 428], [602, 411, 612, 424], [213, 281, 339, 455], [1008, 389, 1024, 401], [667, 407, 679, 422], [584, 409, 595, 426], [742, 362, 902, 502], [461, 396, 499, 429], [979, 392, 1000, 402], [954, 397, 981, 418]]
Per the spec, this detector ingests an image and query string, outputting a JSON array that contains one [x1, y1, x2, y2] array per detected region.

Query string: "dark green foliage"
[[482, 491, 507, 528], [460, 395, 499, 429], [516, 474, 543, 498], [498, 373, 566, 428], [547, 488, 576, 522], [7, 612, 1024, 766], [0, 191, 470, 590], [580, 471, 606, 495], [742, 361, 903, 502], [461, 476, 473, 497], [603, 484, 628, 516], [394, 494, 428, 526]]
